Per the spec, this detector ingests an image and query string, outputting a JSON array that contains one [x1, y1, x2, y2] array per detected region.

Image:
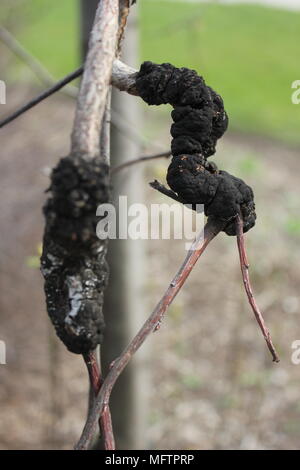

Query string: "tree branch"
[[0, 59, 138, 130], [74, 0, 134, 450], [111, 151, 171, 174], [111, 58, 137, 93], [75, 216, 225, 450], [71, 0, 119, 156]]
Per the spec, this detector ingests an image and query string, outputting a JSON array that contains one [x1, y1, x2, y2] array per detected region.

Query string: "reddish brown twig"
[[83, 352, 115, 450], [83, 351, 102, 395], [75, 216, 225, 450], [111, 151, 171, 174], [235, 214, 279, 363]]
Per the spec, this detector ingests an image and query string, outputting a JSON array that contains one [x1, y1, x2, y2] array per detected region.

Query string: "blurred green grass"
[[2, 0, 300, 145], [3, 0, 79, 75], [141, 1, 300, 146]]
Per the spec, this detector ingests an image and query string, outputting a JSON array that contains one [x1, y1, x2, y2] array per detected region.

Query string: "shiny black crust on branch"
[[136, 61, 256, 235], [41, 155, 109, 354]]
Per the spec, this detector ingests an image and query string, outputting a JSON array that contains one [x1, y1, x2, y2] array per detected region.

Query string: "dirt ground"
[[0, 89, 300, 449]]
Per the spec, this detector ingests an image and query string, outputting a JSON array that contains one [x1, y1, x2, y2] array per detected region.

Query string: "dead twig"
[[0, 67, 83, 129], [0, 26, 78, 98], [100, 91, 112, 165], [111, 151, 171, 174], [83, 352, 115, 450], [0, 59, 137, 130], [84, 351, 102, 394], [92, 80, 114, 450], [117, 0, 131, 53], [235, 214, 279, 362], [0, 24, 152, 150], [149, 179, 186, 204], [75, 216, 224, 450]]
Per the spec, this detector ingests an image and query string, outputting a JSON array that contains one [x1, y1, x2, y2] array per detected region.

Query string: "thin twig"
[[0, 59, 138, 130], [235, 214, 279, 362], [84, 351, 102, 393], [75, 216, 225, 450], [149, 179, 185, 203], [0, 24, 151, 150], [110, 108, 151, 148], [83, 352, 115, 450], [0, 26, 78, 98], [100, 90, 112, 165], [0, 71, 148, 152], [117, 0, 132, 53], [111, 151, 171, 174], [95, 86, 115, 449], [0, 67, 83, 129]]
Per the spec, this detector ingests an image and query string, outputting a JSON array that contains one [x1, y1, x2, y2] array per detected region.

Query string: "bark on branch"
[[71, 0, 120, 157], [75, 217, 225, 449], [40, 0, 129, 450]]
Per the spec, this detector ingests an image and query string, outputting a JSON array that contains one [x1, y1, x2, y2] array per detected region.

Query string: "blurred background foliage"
[[1, 0, 300, 145]]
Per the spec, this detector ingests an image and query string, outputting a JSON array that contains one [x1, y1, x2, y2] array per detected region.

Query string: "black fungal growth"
[[41, 155, 109, 354], [136, 61, 256, 235]]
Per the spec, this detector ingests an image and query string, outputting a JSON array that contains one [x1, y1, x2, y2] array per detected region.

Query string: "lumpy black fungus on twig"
[[136, 61, 256, 235], [41, 155, 110, 354]]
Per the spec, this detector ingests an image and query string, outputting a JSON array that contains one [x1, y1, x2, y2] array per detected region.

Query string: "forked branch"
[[75, 216, 225, 450]]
